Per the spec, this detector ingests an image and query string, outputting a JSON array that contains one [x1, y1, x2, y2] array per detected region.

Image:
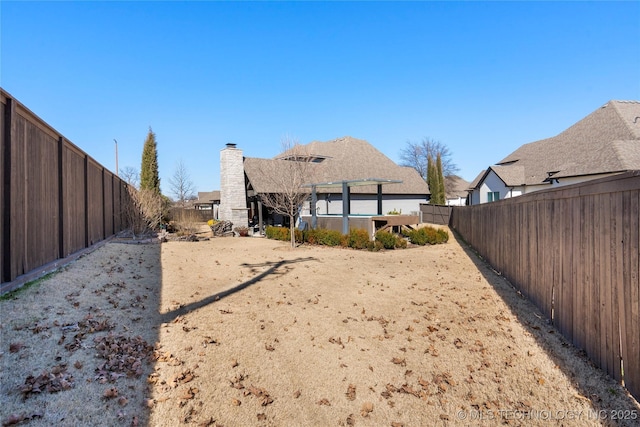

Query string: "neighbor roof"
[[244, 136, 430, 195], [198, 191, 220, 202], [445, 175, 471, 199], [490, 100, 640, 186]]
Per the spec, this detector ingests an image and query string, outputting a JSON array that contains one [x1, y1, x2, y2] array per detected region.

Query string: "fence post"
[[57, 137, 64, 261], [1, 97, 13, 282], [83, 154, 89, 247]]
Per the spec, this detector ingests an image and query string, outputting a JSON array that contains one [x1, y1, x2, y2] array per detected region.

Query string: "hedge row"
[[264, 225, 448, 250]]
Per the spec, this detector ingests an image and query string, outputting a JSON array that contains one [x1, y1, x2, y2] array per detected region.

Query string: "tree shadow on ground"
[[451, 231, 640, 424], [160, 257, 317, 324]]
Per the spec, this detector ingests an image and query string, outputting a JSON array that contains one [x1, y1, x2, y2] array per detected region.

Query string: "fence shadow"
[[451, 231, 640, 421], [159, 257, 317, 324]]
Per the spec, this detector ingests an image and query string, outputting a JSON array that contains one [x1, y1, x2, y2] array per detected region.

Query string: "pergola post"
[[342, 181, 350, 235], [311, 185, 317, 229]]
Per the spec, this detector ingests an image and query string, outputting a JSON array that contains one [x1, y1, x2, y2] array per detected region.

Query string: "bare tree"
[[119, 166, 140, 188], [259, 138, 317, 248], [399, 137, 460, 195], [168, 159, 196, 208]]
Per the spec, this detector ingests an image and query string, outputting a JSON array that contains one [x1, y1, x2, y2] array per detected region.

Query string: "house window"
[[487, 191, 500, 202]]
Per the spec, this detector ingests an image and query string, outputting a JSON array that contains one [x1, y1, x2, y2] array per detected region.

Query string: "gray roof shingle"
[[494, 100, 640, 185], [244, 136, 430, 195]]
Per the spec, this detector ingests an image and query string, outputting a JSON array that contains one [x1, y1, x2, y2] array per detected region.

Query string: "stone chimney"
[[219, 143, 249, 228]]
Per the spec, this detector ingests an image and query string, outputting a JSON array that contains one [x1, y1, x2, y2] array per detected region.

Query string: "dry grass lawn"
[[1, 228, 639, 426]]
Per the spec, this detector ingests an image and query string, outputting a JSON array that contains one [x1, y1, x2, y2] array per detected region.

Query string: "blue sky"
[[2, 1, 639, 196]]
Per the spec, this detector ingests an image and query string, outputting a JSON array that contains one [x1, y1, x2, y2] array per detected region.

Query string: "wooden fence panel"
[[451, 171, 640, 402], [1, 97, 7, 282], [62, 142, 87, 256], [419, 204, 452, 225], [0, 89, 134, 288], [24, 114, 61, 273], [112, 175, 121, 232], [623, 190, 640, 399], [103, 170, 114, 237], [86, 159, 104, 246]]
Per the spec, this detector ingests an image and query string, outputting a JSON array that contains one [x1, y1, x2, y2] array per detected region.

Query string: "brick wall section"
[[219, 145, 249, 228]]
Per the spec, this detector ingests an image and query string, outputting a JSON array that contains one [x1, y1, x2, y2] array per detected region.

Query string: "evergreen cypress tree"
[[140, 127, 160, 194], [436, 153, 446, 205], [427, 154, 437, 203]]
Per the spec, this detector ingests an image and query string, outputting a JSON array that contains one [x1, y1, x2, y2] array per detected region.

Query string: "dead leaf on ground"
[[391, 357, 406, 367], [346, 384, 356, 401], [244, 385, 274, 406], [103, 387, 118, 399], [9, 342, 25, 353], [181, 387, 199, 400], [317, 398, 331, 406]]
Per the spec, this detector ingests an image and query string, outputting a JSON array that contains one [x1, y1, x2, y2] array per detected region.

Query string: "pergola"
[[304, 178, 402, 234]]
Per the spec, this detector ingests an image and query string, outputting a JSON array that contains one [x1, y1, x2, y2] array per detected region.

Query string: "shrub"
[[347, 228, 371, 249], [320, 229, 343, 246], [265, 226, 289, 241], [265, 226, 303, 243], [302, 228, 342, 246], [375, 230, 399, 249], [436, 228, 449, 243], [407, 226, 449, 245]]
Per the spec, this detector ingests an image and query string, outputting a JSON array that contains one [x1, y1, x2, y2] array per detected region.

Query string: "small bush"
[[375, 230, 399, 249], [320, 229, 343, 246], [436, 228, 449, 243], [265, 226, 303, 243], [347, 228, 371, 249], [395, 237, 408, 249], [265, 226, 289, 241], [407, 226, 449, 245]]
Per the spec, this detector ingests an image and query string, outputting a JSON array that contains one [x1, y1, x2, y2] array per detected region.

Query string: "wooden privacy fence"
[[420, 203, 452, 225], [168, 207, 215, 223], [451, 171, 640, 402], [1, 89, 133, 289]]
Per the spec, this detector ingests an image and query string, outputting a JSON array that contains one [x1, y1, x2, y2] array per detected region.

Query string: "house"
[[445, 175, 470, 206], [218, 136, 430, 230], [195, 191, 220, 215], [469, 100, 640, 204]]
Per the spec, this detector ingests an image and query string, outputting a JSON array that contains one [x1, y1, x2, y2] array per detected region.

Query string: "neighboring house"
[[218, 136, 430, 228], [469, 100, 640, 204], [445, 175, 470, 206], [195, 191, 220, 216]]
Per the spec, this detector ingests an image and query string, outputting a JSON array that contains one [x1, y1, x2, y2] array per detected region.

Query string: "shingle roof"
[[445, 175, 471, 199], [244, 136, 430, 195], [494, 100, 640, 185], [198, 191, 220, 202]]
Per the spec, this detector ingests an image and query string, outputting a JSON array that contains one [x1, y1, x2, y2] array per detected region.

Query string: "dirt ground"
[[1, 227, 639, 427]]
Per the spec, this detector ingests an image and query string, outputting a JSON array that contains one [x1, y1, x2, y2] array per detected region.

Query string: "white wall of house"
[[475, 171, 509, 204], [302, 193, 426, 216], [446, 196, 467, 206], [470, 171, 624, 204]]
